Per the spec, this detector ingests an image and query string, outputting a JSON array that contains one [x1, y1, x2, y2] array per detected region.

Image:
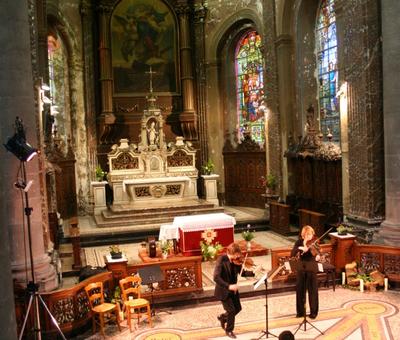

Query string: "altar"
[[174, 213, 235, 256]]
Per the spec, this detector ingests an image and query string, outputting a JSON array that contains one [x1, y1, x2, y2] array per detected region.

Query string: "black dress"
[[290, 238, 319, 317], [213, 254, 254, 332]]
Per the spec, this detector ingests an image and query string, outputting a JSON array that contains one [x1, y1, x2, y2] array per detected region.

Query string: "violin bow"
[[239, 252, 249, 276], [312, 226, 334, 246]]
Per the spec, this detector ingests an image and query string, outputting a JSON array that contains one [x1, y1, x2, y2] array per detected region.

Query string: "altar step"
[[94, 200, 225, 228]]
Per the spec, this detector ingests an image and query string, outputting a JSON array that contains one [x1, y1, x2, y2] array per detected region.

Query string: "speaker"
[[138, 265, 163, 285]]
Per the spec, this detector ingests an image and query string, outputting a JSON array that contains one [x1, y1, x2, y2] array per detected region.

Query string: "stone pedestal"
[[91, 181, 107, 215], [201, 174, 219, 206]]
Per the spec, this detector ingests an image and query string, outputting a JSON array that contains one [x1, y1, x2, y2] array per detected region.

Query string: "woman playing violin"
[[213, 242, 256, 339], [290, 225, 321, 319]]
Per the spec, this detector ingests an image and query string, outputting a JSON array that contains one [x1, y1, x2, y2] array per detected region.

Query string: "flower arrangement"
[[160, 240, 172, 254], [259, 173, 277, 193], [95, 165, 107, 181], [337, 224, 352, 235], [109, 245, 122, 259], [200, 241, 222, 261], [201, 159, 215, 175], [242, 224, 255, 242]]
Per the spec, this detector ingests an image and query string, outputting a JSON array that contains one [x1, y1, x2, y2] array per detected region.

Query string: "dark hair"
[[278, 330, 294, 340]]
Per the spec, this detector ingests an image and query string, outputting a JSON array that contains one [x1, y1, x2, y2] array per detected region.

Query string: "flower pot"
[[246, 241, 252, 251], [110, 252, 122, 259], [162, 252, 168, 260]]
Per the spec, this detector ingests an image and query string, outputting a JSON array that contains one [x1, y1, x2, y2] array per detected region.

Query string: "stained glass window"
[[316, 0, 339, 141], [235, 31, 265, 145]]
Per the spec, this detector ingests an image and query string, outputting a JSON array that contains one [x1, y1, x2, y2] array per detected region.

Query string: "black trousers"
[[296, 269, 319, 316], [220, 292, 242, 332]]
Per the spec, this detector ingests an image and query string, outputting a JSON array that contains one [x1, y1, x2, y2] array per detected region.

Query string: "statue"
[[147, 120, 158, 146]]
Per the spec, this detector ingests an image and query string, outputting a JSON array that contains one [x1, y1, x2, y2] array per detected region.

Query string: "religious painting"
[[111, 0, 177, 94]]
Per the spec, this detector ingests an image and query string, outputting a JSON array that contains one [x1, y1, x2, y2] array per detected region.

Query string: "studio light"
[[4, 134, 37, 162]]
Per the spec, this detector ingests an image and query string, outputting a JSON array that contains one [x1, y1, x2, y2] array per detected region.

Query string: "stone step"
[[95, 206, 226, 228]]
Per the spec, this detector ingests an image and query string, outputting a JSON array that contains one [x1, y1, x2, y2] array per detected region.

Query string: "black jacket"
[[213, 254, 254, 300]]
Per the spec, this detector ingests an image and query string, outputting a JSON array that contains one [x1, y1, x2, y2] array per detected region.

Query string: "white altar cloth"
[[173, 213, 236, 232]]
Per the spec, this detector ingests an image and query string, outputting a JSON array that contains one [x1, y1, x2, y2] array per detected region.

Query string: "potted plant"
[[201, 159, 215, 175], [95, 165, 107, 181], [337, 224, 352, 236], [242, 224, 255, 251], [109, 245, 122, 259], [160, 240, 172, 259], [200, 241, 223, 261]]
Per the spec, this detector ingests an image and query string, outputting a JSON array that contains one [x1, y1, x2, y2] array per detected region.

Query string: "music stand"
[[137, 265, 168, 316], [292, 260, 323, 336], [252, 272, 277, 339]]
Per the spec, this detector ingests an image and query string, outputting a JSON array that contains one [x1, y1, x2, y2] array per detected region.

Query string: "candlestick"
[[360, 279, 364, 292], [342, 272, 346, 285], [384, 278, 388, 291]]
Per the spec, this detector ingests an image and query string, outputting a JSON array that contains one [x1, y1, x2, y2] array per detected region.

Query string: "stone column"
[[96, 3, 116, 143], [193, 2, 208, 166], [1, 0, 57, 295], [275, 34, 294, 199], [262, 0, 282, 194], [176, 1, 198, 141], [379, 0, 400, 245]]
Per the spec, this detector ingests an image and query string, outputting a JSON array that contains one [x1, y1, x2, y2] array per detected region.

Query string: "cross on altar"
[[146, 66, 156, 93]]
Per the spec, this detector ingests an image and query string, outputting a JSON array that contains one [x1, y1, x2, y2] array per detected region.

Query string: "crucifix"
[[146, 66, 156, 93]]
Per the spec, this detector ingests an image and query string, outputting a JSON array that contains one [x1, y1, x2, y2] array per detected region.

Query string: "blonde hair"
[[301, 225, 315, 239], [226, 242, 242, 255]]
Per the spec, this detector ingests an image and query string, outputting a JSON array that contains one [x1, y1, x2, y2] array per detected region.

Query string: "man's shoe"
[[309, 314, 317, 319], [225, 331, 237, 339], [217, 315, 226, 330]]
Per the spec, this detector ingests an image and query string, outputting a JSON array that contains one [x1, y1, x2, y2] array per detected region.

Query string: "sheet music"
[[254, 273, 268, 290]]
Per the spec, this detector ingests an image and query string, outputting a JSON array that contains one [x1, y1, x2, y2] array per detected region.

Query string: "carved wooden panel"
[[223, 149, 266, 208], [55, 158, 78, 219], [269, 201, 290, 235], [287, 157, 342, 225]]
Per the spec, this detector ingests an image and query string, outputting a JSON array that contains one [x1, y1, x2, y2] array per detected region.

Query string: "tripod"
[[17, 161, 66, 340], [293, 261, 323, 336]]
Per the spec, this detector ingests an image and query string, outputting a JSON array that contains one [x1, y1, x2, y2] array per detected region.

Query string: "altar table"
[[173, 213, 235, 256]]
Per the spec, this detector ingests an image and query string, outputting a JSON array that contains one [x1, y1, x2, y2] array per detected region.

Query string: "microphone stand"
[[17, 161, 66, 340]]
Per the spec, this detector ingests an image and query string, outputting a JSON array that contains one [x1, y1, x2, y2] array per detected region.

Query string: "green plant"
[[337, 224, 352, 235], [160, 240, 172, 254], [242, 224, 255, 242], [200, 241, 222, 261], [109, 245, 121, 254], [95, 165, 107, 181], [259, 173, 277, 192], [201, 159, 215, 175]]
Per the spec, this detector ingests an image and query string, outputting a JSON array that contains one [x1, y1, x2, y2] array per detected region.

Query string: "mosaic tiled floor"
[[73, 287, 400, 340]]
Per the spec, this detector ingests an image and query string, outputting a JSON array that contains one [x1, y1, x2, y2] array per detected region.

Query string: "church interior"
[[1, 0, 400, 339]]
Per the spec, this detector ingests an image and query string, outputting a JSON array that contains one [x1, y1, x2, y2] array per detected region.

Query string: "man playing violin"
[[290, 225, 321, 319], [213, 242, 256, 339]]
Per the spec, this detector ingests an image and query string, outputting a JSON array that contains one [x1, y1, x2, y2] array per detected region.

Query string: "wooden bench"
[[298, 208, 326, 236]]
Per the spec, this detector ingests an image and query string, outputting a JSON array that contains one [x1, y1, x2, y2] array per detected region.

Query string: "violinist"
[[290, 225, 321, 319], [213, 242, 256, 339]]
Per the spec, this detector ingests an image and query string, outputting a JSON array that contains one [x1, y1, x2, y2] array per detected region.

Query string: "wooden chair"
[[84, 282, 121, 336], [119, 275, 152, 331]]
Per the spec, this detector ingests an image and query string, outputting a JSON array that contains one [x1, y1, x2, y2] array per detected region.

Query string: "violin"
[[305, 237, 321, 257], [232, 253, 255, 268]]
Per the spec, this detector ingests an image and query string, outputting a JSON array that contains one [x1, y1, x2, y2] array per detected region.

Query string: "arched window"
[[48, 29, 71, 153], [235, 31, 265, 145], [316, 0, 339, 141]]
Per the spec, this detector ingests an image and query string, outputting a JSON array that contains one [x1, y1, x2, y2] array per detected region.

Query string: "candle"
[[384, 278, 388, 291], [342, 272, 346, 285], [119, 311, 124, 320], [360, 279, 364, 292]]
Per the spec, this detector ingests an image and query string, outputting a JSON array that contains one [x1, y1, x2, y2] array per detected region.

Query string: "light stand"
[[4, 117, 66, 340]]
